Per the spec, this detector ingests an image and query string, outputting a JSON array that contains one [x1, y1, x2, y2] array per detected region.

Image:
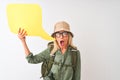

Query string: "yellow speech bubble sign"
[[7, 4, 54, 41]]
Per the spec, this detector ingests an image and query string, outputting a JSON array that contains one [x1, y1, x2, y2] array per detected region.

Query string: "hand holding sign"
[[7, 4, 54, 41]]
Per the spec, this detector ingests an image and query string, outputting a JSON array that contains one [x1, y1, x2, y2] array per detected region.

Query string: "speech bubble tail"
[[38, 32, 55, 41], [39, 36, 54, 41]]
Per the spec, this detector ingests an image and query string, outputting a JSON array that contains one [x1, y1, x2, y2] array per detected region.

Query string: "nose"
[[59, 34, 63, 38]]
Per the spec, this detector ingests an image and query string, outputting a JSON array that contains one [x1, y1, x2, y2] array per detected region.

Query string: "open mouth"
[[60, 40, 64, 46]]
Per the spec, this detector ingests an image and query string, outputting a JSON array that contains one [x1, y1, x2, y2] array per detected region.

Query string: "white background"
[[0, 0, 120, 80]]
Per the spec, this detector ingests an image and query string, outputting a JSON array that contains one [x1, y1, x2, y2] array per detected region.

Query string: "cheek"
[[65, 37, 69, 43], [55, 38, 60, 43], [66, 36, 69, 40]]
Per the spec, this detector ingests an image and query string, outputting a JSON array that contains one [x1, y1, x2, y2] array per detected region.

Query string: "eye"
[[55, 32, 61, 37], [63, 32, 68, 36]]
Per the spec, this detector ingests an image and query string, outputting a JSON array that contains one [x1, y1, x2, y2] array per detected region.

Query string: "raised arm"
[[18, 28, 30, 56]]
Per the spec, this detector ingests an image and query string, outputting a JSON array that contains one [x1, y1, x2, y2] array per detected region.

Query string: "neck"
[[60, 46, 68, 54]]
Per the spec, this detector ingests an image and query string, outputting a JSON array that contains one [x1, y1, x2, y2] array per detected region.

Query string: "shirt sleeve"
[[74, 50, 81, 80], [26, 48, 50, 64]]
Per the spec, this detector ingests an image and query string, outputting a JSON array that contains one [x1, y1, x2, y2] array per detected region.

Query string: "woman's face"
[[55, 30, 69, 49]]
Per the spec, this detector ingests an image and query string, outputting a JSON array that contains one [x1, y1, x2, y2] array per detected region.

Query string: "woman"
[[18, 21, 81, 80]]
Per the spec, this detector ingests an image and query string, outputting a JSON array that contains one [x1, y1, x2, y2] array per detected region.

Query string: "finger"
[[23, 31, 27, 36], [21, 28, 24, 34], [25, 33, 28, 36], [18, 28, 21, 34]]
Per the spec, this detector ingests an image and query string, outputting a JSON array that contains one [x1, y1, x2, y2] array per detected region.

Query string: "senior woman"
[[18, 21, 81, 80]]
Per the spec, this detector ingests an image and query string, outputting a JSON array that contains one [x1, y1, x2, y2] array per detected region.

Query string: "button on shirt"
[[26, 46, 81, 80]]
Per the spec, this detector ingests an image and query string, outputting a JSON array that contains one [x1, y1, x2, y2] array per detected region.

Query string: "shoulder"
[[69, 46, 78, 52], [47, 41, 54, 48], [69, 46, 80, 55]]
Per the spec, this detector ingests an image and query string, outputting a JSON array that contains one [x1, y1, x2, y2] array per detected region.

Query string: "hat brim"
[[51, 31, 74, 38]]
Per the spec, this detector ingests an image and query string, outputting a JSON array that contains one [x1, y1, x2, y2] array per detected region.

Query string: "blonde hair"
[[50, 34, 77, 55]]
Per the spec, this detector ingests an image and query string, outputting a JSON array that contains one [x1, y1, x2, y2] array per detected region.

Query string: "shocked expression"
[[55, 31, 69, 48]]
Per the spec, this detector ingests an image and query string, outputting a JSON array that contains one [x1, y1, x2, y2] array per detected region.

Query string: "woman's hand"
[[17, 28, 30, 55], [18, 28, 27, 41]]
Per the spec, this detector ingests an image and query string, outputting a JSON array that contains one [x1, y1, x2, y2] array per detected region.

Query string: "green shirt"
[[26, 46, 81, 80]]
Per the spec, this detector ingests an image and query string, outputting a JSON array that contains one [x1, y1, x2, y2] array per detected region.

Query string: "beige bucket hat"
[[51, 21, 73, 37]]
